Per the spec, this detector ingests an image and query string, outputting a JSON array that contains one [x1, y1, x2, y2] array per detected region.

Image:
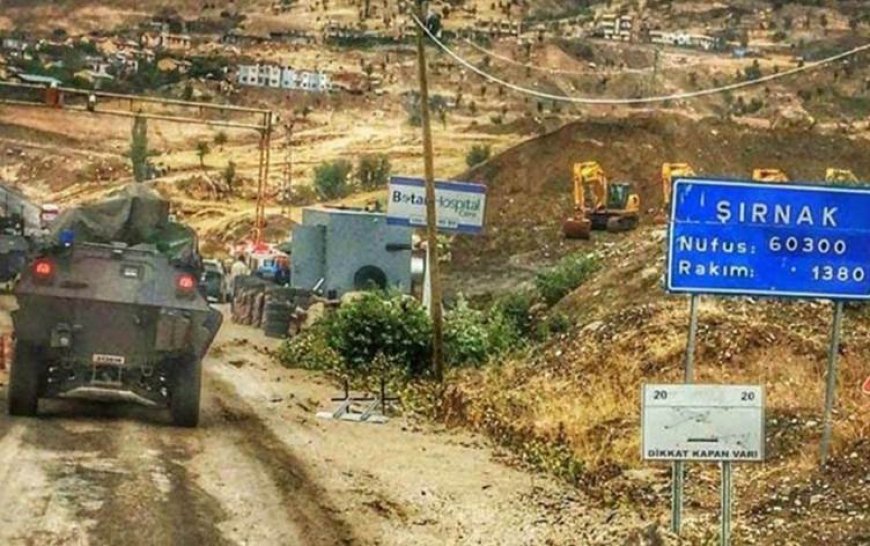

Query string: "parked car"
[[202, 259, 230, 303]]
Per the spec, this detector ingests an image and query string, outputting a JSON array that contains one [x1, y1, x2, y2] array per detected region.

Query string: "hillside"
[[452, 114, 870, 271], [442, 226, 870, 545]]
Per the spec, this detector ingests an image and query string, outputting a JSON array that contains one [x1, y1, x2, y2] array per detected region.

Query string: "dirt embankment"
[[443, 227, 870, 546], [452, 114, 870, 270]]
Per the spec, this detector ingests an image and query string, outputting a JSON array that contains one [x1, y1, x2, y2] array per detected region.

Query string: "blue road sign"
[[667, 178, 870, 300]]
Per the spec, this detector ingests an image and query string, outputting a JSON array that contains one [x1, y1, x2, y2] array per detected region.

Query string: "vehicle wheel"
[[170, 356, 202, 428], [8, 340, 41, 417]]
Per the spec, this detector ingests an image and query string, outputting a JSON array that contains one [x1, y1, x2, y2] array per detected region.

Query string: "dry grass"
[[438, 227, 870, 542]]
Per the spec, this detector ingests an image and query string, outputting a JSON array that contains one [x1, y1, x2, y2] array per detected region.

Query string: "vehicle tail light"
[[33, 259, 55, 283], [176, 273, 197, 297]]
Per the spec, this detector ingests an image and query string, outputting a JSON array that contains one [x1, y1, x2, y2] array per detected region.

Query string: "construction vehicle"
[[9, 186, 222, 427], [563, 161, 640, 239], [825, 168, 860, 185], [752, 168, 789, 183], [661, 163, 696, 211]]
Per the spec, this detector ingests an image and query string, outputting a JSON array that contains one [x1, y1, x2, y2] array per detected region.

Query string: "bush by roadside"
[[535, 253, 601, 305]]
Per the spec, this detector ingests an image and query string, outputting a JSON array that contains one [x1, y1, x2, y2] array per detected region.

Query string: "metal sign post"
[[820, 301, 844, 467], [644, 384, 764, 546], [720, 461, 733, 546], [671, 293, 699, 534], [668, 178, 870, 469]]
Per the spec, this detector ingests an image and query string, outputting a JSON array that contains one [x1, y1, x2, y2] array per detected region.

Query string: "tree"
[[130, 114, 149, 183], [356, 154, 391, 190], [819, 13, 828, 34], [744, 60, 762, 81], [363, 63, 374, 91], [313, 159, 353, 200], [223, 161, 237, 193], [466, 144, 491, 167], [196, 141, 210, 167], [214, 131, 228, 151]]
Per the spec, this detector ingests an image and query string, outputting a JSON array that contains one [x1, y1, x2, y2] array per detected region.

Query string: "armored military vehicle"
[[9, 186, 222, 427]]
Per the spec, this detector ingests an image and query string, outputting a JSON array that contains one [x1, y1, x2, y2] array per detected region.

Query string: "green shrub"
[[485, 308, 524, 355], [444, 298, 490, 366], [276, 323, 343, 372], [313, 159, 353, 200], [443, 296, 524, 367], [465, 144, 492, 168], [289, 184, 319, 206], [356, 154, 391, 190], [534, 311, 572, 340], [492, 291, 535, 338], [325, 292, 432, 377], [535, 253, 601, 306]]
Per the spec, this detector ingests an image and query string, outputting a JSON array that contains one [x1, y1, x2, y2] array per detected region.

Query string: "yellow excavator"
[[563, 161, 640, 239], [752, 168, 790, 183], [825, 168, 859, 185], [661, 162, 696, 211]]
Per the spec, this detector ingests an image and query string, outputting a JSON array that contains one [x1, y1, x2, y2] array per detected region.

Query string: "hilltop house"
[[157, 57, 191, 73], [237, 64, 331, 93], [141, 29, 192, 52], [649, 30, 722, 51], [599, 14, 633, 41]]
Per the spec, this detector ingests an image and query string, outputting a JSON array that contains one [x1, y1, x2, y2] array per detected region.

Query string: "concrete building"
[[291, 207, 413, 299], [599, 14, 633, 41], [649, 30, 721, 51], [236, 64, 330, 92], [140, 30, 191, 52]]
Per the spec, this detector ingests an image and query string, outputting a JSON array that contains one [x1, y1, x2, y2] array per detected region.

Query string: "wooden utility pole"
[[415, 0, 445, 382]]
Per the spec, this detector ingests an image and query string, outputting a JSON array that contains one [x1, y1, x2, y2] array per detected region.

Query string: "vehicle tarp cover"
[[49, 184, 199, 266]]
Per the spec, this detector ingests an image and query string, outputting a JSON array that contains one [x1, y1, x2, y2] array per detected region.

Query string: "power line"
[[413, 14, 869, 105], [464, 37, 654, 76]]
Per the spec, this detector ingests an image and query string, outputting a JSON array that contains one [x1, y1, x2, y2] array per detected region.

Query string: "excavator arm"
[[573, 161, 608, 211]]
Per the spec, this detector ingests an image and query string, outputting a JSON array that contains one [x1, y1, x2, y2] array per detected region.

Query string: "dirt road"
[[0, 314, 655, 546]]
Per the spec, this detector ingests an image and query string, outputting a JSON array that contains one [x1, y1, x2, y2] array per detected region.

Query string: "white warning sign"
[[641, 384, 765, 462]]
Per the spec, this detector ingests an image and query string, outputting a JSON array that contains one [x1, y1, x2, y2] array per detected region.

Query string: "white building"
[[599, 14, 632, 42], [649, 30, 720, 51], [237, 64, 331, 92], [238, 64, 259, 85]]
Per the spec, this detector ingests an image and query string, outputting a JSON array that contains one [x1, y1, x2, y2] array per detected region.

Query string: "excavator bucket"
[[563, 217, 592, 239]]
